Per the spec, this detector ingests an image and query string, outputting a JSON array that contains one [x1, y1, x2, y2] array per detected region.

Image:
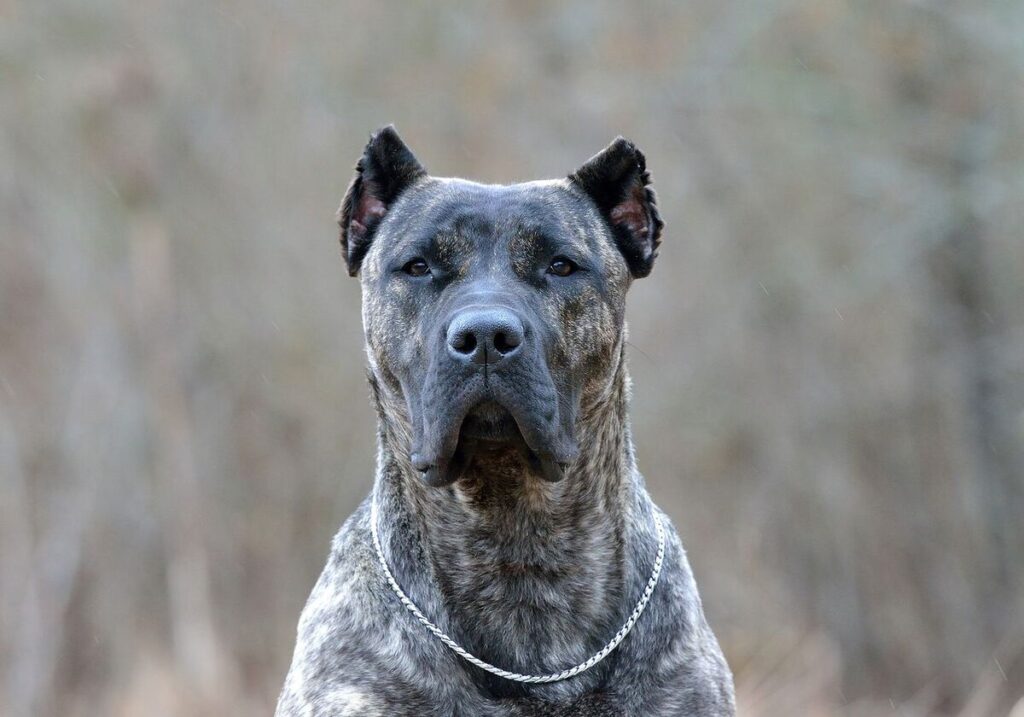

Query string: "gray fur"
[[276, 129, 735, 716]]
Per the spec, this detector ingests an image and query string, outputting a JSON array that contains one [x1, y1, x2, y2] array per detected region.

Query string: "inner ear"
[[609, 188, 651, 242], [569, 137, 664, 278], [339, 125, 426, 276], [348, 186, 387, 241]]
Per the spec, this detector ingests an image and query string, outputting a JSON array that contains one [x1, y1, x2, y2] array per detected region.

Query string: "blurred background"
[[2, 1, 1022, 715]]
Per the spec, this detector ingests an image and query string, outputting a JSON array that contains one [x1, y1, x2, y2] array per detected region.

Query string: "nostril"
[[447, 310, 525, 364], [450, 331, 477, 355], [492, 331, 519, 354]]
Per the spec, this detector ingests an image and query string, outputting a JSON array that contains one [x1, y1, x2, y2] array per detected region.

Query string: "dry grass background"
[[1, 1, 1023, 715]]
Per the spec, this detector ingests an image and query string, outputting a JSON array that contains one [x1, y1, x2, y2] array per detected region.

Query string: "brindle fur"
[[276, 127, 735, 716]]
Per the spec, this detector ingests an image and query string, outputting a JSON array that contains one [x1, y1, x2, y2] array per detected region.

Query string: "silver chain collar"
[[369, 494, 666, 684]]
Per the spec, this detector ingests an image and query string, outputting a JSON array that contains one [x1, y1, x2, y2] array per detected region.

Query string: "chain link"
[[370, 494, 666, 684]]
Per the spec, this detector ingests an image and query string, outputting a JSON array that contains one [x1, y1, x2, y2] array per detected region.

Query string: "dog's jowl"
[[276, 127, 735, 717]]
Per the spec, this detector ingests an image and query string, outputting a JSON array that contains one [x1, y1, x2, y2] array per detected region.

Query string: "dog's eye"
[[402, 259, 430, 277], [547, 257, 578, 277]]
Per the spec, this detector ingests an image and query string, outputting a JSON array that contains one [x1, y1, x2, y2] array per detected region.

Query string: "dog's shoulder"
[[276, 501, 398, 715], [616, 506, 736, 715], [296, 498, 409, 656]]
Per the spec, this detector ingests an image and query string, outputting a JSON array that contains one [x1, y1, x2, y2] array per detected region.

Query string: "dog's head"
[[341, 126, 662, 487]]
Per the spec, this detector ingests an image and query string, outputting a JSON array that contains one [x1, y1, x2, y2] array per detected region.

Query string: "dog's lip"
[[410, 398, 518, 472], [412, 397, 573, 485]]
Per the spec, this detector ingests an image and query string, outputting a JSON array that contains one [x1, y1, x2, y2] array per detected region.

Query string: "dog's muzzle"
[[409, 302, 578, 487]]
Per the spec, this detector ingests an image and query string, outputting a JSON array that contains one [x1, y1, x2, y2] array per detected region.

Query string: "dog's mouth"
[[458, 400, 521, 442], [411, 397, 575, 487]]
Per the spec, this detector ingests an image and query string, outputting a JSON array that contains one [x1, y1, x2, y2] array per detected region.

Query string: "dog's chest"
[[426, 515, 625, 677], [495, 693, 624, 716]]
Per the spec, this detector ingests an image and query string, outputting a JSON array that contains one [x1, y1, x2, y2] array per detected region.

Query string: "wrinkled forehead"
[[363, 177, 615, 275]]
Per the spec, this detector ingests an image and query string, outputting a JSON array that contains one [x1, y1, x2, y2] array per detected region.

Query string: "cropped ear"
[[569, 137, 664, 278], [338, 125, 426, 276]]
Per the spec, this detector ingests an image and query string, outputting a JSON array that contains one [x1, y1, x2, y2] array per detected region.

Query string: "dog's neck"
[[369, 343, 649, 681]]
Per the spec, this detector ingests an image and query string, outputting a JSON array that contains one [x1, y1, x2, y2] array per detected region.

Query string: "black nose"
[[446, 308, 525, 365]]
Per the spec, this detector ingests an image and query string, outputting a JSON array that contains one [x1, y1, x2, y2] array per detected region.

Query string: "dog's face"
[[340, 127, 663, 486]]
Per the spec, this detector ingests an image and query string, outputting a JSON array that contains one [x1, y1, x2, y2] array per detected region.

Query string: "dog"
[[275, 126, 735, 716]]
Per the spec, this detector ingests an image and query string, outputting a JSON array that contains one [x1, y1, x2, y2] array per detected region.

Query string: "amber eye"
[[547, 257, 578, 277], [403, 259, 430, 277]]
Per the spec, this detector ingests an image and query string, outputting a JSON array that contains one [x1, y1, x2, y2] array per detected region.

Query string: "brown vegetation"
[[1, 1, 1022, 714]]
